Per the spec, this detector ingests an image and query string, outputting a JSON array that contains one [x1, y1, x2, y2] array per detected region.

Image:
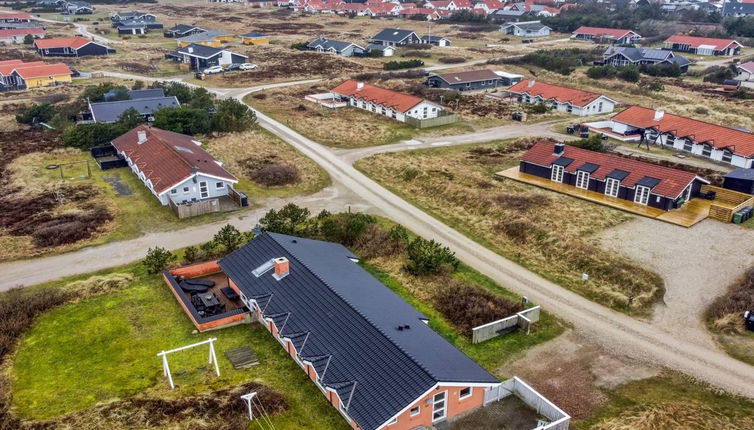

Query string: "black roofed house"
[[64, 0, 94, 15], [426, 69, 505, 91], [723, 0, 754, 16], [111, 11, 156, 25], [164, 24, 206, 38], [366, 43, 395, 57], [370, 27, 421, 46], [165, 43, 248, 70], [306, 36, 365, 57], [240, 31, 269, 45], [87, 95, 180, 123], [500, 20, 552, 37], [34, 36, 112, 56], [518, 140, 708, 211], [602, 46, 692, 72], [218, 232, 502, 430], [421, 35, 451, 46]]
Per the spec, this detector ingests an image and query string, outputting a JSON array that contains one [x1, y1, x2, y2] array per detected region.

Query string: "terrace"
[[496, 167, 713, 228], [163, 260, 250, 331]]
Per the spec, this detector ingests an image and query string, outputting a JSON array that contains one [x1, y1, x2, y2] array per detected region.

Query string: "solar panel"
[[577, 162, 600, 173], [606, 169, 630, 180], [636, 176, 661, 188], [553, 157, 574, 167]]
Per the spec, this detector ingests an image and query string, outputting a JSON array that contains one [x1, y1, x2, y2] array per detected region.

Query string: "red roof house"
[[607, 106, 754, 163], [506, 80, 618, 116], [0, 27, 45, 44], [34, 36, 111, 56], [0, 60, 71, 90], [330, 80, 445, 122], [518, 140, 708, 210], [571, 26, 641, 44], [663, 35, 742, 56], [111, 126, 237, 205], [0, 12, 32, 22]]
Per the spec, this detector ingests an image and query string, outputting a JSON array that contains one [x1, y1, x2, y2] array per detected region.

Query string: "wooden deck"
[[192, 272, 244, 312], [496, 167, 712, 228]]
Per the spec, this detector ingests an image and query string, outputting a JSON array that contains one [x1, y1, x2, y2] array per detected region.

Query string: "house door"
[[432, 391, 447, 422], [199, 181, 209, 198]]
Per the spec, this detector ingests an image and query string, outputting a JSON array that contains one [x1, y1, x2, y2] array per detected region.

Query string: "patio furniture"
[[184, 279, 215, 287], [221, 287, 240, 301], [179, 281, 209, 294]]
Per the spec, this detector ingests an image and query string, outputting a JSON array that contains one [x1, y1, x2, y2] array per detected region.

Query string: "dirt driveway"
[[598, 218, 754, 349]]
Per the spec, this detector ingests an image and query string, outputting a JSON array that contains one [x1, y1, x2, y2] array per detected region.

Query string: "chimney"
[[273, 257, 289, 280], [356, 81, 364, 91], [188, 46, 193, 53], [654, 110, 664, 121], [137, 130, 147, 144], [553, 142, 565, 155], [528, 79, 535, 88]]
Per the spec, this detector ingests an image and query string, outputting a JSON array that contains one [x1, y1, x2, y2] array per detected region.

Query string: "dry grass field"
[[355, 139, 664, 313]]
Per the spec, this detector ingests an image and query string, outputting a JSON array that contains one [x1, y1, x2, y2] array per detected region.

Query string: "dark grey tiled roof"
[[724, 1, 754, 15], [241, 31, 267, 38], [175, 43, 224, 58], [128, 88, 165, 99], [168, 24, 203, 33], [89, 96, 179, 123], [371, 28, 418, 43], [219, 233, 498, 430], [307, 37, 360, 53]]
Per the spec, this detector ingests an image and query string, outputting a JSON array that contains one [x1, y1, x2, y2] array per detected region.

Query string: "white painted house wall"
[[520, 94, 615, 116], [346, 97, 442, 122]]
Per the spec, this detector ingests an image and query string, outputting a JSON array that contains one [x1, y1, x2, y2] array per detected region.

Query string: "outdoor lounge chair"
[[184, 279, 215, 287], [179, 281, 209, 294], [221, 287, 239, 301]]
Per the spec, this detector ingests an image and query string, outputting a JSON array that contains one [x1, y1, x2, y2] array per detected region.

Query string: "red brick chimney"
[[274, 257, 289, 279]]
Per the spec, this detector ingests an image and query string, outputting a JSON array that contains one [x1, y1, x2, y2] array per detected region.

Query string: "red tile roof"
[[0, 60, 45, 75], [507, 80, 609, 107], [664, 35, 741, 51], [611, 105, 754, 157], [0, 28, 45, 38], [572, 26, 637, 40], [332, 80, 428, 113], [112, 125, 237, 195], [34, 36, 94, 50], [521, 140, 703, 198], [0, 12, 32, 20], [13, 62, 72, 79]]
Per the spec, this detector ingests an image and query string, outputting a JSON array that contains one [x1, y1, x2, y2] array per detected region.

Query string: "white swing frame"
[[157, 337, 220, 389]]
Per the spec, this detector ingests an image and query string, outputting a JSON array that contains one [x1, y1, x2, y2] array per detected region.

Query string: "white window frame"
[[387, 417, 398, 425], [551, 164, 564, 183], [216, 181, 224, 189], [605, 178, 620, 197], [410, 406, 420, 417], [634, 185, 650, 205], [199, 181, 209, 198], [183, 186, 190, 193], [576, 170, 590, 190], [170, 188, 177, 194], [459, 387, 473, 400], [432, 391, 447, 422]]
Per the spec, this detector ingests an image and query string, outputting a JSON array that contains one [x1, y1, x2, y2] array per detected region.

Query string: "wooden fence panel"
[[405, 113, 459, 129]]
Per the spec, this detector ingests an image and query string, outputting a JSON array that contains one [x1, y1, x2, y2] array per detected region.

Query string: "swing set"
[[157, 338, 220, 390]]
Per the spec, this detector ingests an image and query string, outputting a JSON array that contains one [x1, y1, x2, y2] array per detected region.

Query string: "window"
[[605, 178, 620, 197], [634, 185, 650, 205], [683, 140, 693, 152], [551, 164, 564, 183], [459, 387, 472, 400], [387, 417, 398, 425], [183, 186, 189, 193], [170, 188, 177, 194], [410, 406, 420, 417], [216, 182, 224, 189], [598, 102, 603, 111], [432, 391, 447, 422], [199, 181, 209, 198], [576, 171, 590, 189], [722, 150, 733, 163], [702, 144, 712, 157]]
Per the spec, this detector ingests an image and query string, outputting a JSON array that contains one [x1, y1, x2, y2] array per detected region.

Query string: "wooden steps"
[[224, 346, 259, 369]]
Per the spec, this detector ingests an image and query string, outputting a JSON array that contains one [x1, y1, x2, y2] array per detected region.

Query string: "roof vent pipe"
[[137, 130, 147, 144]]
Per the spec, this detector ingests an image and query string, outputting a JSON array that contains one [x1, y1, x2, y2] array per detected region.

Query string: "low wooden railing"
[[702, 185, 754, 222]]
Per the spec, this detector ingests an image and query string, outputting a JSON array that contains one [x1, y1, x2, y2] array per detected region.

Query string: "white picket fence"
[[471, 306, 541, 343], [484, 377, 570, 430]]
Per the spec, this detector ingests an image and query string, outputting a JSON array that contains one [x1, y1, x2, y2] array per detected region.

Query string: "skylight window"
[[174, 146, 194, 154], [252, 260, 274, 277]]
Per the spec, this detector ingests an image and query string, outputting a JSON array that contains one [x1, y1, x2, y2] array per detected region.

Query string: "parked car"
[[224, 63, 241, 71], [202, 65, 224, 74], [239, 63, 258, 71]]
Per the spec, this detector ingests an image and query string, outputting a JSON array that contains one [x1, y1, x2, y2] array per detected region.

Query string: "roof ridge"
[[267, 234, 440, 383]]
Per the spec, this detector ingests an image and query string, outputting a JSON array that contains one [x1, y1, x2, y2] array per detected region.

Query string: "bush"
[[438, 57, 466, 64], [406, 237, 459, 275], [320, 213, 376, 246], [16, 103, 54, 124], [251, 164, 300, 186], [152, 107, 211, 135], [404, 43, 431, 50], [183, 245, 198, 264], [616, 66, 641, 82], [433, 279, 524, 334], [212, 98, 257, 133], [81, 83, 128, 102], [62, 122, 129, 149], [143, 247, 176, 274], [571, 134, 605, 152], [290, 41, 308, 50], [707, 267, 754, 333], [639, 79, 664, 92], [259, 203, 311, 235], [214, 224, 244, 252], [384, 59, 424, 70], [402, 50, 432, 58], [525, 103, 551, 114]]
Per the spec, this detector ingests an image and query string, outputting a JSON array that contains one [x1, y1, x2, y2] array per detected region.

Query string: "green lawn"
[[11, 264, 349, 429]]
